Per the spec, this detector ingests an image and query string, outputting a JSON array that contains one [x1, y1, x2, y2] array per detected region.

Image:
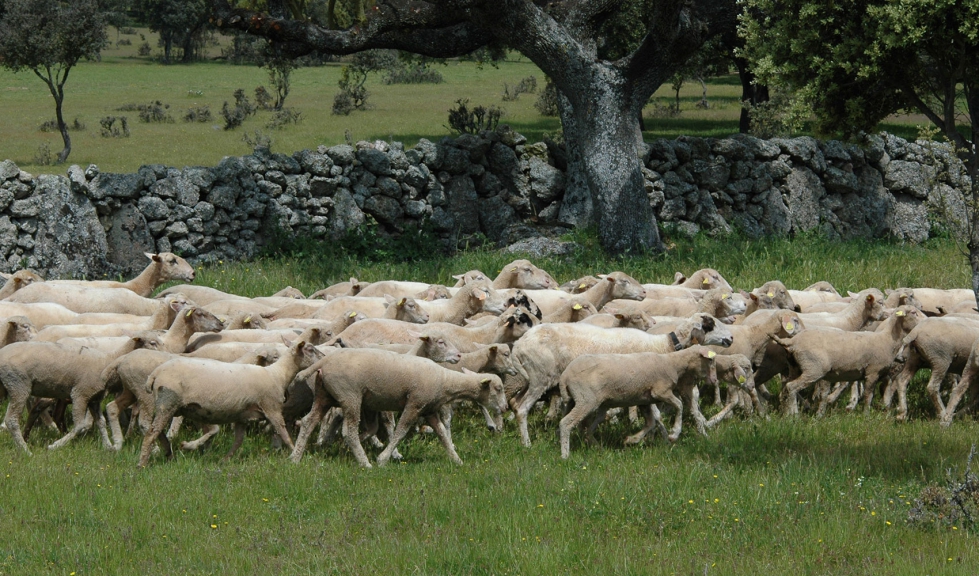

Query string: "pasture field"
[[1, 234, 978, 574], [0, 28, 922, 177]]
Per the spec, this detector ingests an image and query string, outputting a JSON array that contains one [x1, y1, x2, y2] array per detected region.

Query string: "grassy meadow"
[[2, 234, 979, 574]]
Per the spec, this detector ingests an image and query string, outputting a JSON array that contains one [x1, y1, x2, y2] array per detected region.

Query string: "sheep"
[[0, 301, 82, 328], [434, 343, 519, 441], [735, 291, 779, 323], [8, 283, 167, 316], [521, 272, 647, 318], [788, 284, 846, 311], [1, 332, 165, 453], [0, 270, 44, 300], [267, 310, 368, 332], [560, 276, 600, 294], [672, 268, 733, 290], [32, 295, 191, 341], [885, 316, 979, 421], [752, 281, 800, 312], [289, 349, 506, 467], [332, 305, 538, 353], [137, 338, 323, 467], [941, 336, 979, 426], [223, 312, 269, 330], [703, 354, 757, 428], [905, 288, 975, 316], [487, 259, 556, 290], [558, 346, 719, 457], [774, 305, 923, 415], [450, 270, 489, 287], [578, 309, 654, 331], [204, 298, 278, 318], [185, 342, 290, 363], [46, 252, 194, 297], [745, 291, 884, 331], [416, 280, 508, 324], [309, 278, 370, 299], [540, 299, 598, 323], [0, 316, 37, 347], [804, 288, 922, 314], [507, 313, 734, 447], [623, 288, 747, 321], [158, 284, 248, 306], [186, 324, 332, 352]]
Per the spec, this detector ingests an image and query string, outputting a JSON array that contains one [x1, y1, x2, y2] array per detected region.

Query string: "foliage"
[[136, 0, 211, 63], [0, 0, 107, 163], [265, 107, 303, 129], [99, 116, 130, 137], [446, 98, 503, 135], [183, 105, 212, 123], [262, 215, 445, 263], [381, 61, 444, 85], [534, 78, 560, 117], [261, 44, 297, 110], [502, 75, 537, 102], [221, 89, 257, 130], [32, 143, 53, 166], [119, 101, 174, 123], [137, 41, 151, 56], [909, 445, 979, 531], [332, 63, 371, 115], [254, 85, 274, 110], [241, 129, 273, 151], [39, 118, 85, 133], [742, 89, 809, 139]]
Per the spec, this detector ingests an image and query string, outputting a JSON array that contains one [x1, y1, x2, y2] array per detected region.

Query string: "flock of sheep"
[[0, 252, 976, 467]]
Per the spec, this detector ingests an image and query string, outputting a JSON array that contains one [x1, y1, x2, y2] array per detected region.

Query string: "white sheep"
[[0, 270, 44, 300], [47, 252, 195, 297]]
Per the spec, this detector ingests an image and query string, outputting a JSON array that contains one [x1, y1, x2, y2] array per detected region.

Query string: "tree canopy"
[[0, 0, 107, 164]]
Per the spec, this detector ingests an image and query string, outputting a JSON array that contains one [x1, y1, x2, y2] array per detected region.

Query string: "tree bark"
[[735, 56, 767, 133], [35, 66, 71, 163]]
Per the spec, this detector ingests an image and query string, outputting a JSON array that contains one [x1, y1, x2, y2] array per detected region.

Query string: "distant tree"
[[137, 0, 211, 63], [0, 0, 107, 164]]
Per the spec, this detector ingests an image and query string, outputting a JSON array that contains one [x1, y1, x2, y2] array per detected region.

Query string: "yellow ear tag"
[[786, 322, 794, 331], [896, 310, 905, 316], [738, 375, 746, 384], [721, 293, 729, 299], [578, 283, 587, 289], [572, 304, 582, 310], [244, 316, 252, 323], [349, 312, 357, 318], [708, 351, 716, 358], [510, 267, 517, 272], [398, 298, 406, 306], [703, 278, 710, 284], [185, 309, 194, 318], [767, 292, 774, 298]]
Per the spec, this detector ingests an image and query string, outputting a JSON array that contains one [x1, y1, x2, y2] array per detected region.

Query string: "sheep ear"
[[461, 367, 476, 375], [384, 294, 395, 304], [847, 291, 859, 298], [701, 349, 716, 358], [407, 329, 422, 338], [865, 294, 875, 303], [452, 274, 464, 281], [488, 344, 498, 352], [673, 272, 686, 284], [185, 308, 195, 318], [398, 297, 407, 307], [475, 288, 487, 301], [417, 334, 431, 342], [480, 378, 492, 387], [606, 275, 615, 283], [614, 313, 626, 320], [748, 293, 759, 303], [146, 252, 160, 261]]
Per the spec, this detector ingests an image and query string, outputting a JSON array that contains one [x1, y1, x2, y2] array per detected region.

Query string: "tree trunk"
[[570, 81, 662, 254], [735, 56, 768, 133]]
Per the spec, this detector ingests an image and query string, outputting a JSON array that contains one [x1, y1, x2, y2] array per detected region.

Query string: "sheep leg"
[[376, 406, 422, 467], [851, 381, 867, 411], [437, 404, 454, 451], [138, 389, 180, 467], [559, 403, 593, 459], [340, 405, 372, 468], [425, 413, 463, 465], [942, 376, 974, 426], [627, 405, 640, 425], [659, 392, 685, 442], [22, 398, 51, 440], [712, 381, 723, 407], [624, 404, 662, 445], [478, 403, 501, 432], [3, 386, 33, 454], [544, 393, 563, 421], [513, 382, 550, 447], [264, 410, 294, 451], [165, 416, 184, 440], [706, 391, 741, 428], [780, 374, 818, 416], [48, 390, 97, 450], [684, 386, 708, 436], [106, 390, 137, 451], [925, 359, 951, 418], [290, 389, 330, 463], [316, 407, 343, 446], [223, 423, 247, 459], [180, 424, 220, 451], [378, 411, 403, 461], [582, 409, 608, 445]]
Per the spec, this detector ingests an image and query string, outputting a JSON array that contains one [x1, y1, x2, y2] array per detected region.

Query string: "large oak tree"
[[210, 0, 739, 255]]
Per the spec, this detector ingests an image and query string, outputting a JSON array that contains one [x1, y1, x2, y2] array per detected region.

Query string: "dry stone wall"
[[0, 129, 970, 278]]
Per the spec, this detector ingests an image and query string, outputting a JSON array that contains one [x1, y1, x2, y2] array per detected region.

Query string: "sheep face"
[[505, 290, 543, 320], [604, 271, 647, 301], [452, 270, 489, 287], [472, 283, 508, 315], [561, 275, 599, 294], [755, 281, 797, 311], [614, 311, 653, 331], [185, 307, 225, 333], [149, 252, 196, 283], [777, 311, 805, 336], [502, 260, 555, 290], [502, 306, 539, 339], [391, 297, 430, 323], [272, 286, 305, 299], [485, 344, 518, 376], [415, 285, 451, 301], [5, 316, 36, 342], [475, 373, 507, 415], [689, 314, 733, 348], [416, 334, 462, 363]]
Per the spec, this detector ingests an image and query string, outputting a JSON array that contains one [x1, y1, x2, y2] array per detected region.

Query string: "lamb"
[[672, 268, 733, 290], [744, 291, 884, 331], [774, 305, 923, 415], [8, 283, 167, 315], [1, 332, 165, 453], [521, 272, 647, 317], [507, 313, 733, 447], [558, 346, 719, 458], [885, 316, 979, 421], [540, 300, 598, 323], [289, 349, 506, 467], [788, 284, 846, 311], [223, 312, 269, 330], [46, 252, 194, 297], [487, 259, 555, 290], [267, 310, 367, 332], [185, 342, 290, 363], [186, 324, 332, 352], [751, 281, 799, 312], [905, 288, 975, 316], [416, 280, 508, 324], [0, 270, 44, 300], [0, 316, 37, 347], [137, 338, 323, 467], [204, 299, 278, 318]]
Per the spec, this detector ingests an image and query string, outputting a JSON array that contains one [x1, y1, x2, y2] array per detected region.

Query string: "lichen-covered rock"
[[0, 160, 20, 182], [503, 236, 577, 258], [104, 203, 155, 274], [356, 148, 392, 176], [478, 195, 517, 244], [364, 195, 403, 226], [31, 174, 110, 277], [445, 175, 480, 235]]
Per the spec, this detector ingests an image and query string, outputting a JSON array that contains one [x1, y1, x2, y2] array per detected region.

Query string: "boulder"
[[104, 203, 155, 274], [31, 174, 110, 278], [445, 175, 480, 235], [478, 196, 517, 244]]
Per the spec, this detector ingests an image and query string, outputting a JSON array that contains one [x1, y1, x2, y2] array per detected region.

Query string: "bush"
[[502, 75, 537, 101], [242, 130, 273, 151], [183, 106, 212, 123], [137, 42, 151, 56], [119, 26, 137, 35], [382, 62, 444, 85], [331, 91, 355, 116], [233, 89, 257, 117], [446, 98, 503, 134], [99, 116, 130, 138], [254, 86, 274, 110], [535, 78, 560, 116], [33, 144, 53, 166], [221, 101, 248, 130], [909, 445, 979, 531], [119, 101, 174, 123], [116, 38, 132, 47], [332, 65, 371, 115], [39, 118, 85, 132], [266, 108, 303, 130]]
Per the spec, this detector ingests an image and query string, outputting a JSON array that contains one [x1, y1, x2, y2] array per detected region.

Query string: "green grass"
[[0, 27, 926, 176], [2, 233, 978, 574]]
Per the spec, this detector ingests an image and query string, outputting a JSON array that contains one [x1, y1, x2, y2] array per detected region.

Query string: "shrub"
[[183, 106, 212, 123], [908, 445, 979, 531], [221, 101, 248, 130], [331, 91, 355, 116], [332, 65, 370, 115], [266, 108, 303, 130], [535, 78, 560, 116], [242, 130, 273, 152], [33, 144, 53, 166], [254, 86, 274, 110], [382, 62, 444, 85], [99, 116, 130, 137], [119, 26, 137, 35], [116, 38, 132, 47], [502, 75, 537, 101], [446, 98, 503, 134], [233, 89, 257, 117], [39, 118, 85, 132], [120, 101, 174, 123], [137, 42, 151, 56]]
